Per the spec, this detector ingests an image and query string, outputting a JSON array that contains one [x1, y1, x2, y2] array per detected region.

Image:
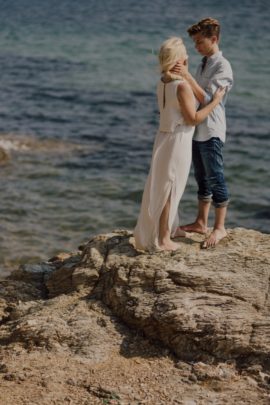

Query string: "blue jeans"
[[192, 137, 229, 208]]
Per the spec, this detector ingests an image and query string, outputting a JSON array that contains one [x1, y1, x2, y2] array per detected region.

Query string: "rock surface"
[[0, 228, 269, 404], [0, 146, 10, 165]]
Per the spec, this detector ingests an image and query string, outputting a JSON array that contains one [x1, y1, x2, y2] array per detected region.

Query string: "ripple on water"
[[0, 0, 270, 274]]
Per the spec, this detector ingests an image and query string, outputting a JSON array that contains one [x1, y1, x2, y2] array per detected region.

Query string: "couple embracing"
[[134, 17, 233, 251]]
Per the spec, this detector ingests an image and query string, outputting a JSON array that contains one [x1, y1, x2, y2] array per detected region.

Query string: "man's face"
[[192, 33, 216, 56]]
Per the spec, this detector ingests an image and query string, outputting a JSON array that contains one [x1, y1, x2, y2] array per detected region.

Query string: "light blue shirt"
[[194, 51, 233, 143]]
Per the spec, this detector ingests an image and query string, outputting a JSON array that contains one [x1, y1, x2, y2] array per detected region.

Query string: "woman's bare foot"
[[172, 227, 186, 238], [159, 239, 180, 251], [180, 222, 208, 234], [201, 228, 227, 249]]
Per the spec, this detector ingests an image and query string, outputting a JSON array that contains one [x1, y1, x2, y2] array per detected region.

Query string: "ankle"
[[159, 229, 170, 242], [159, 237, 170, 245], [213, 225, 226, 233], [213, 225, 226, 231], [196, 219, 207, 228]]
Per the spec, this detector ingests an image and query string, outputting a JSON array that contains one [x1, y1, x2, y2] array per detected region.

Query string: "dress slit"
[[154, 181, 174, 245], [133, 79, 195, 252]]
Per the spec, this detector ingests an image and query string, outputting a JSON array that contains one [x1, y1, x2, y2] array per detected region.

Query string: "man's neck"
[[206, 45, 220, 58]]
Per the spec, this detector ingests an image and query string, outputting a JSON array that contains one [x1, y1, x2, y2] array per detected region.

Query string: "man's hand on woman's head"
[[170, 61, 189, 79]]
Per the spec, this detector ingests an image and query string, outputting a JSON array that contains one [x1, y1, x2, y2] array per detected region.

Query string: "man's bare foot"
[[201, 228, 227, 249], [171, 227, 186, 238], [180, 222, 208, 234], [159, 239, 181, 251]]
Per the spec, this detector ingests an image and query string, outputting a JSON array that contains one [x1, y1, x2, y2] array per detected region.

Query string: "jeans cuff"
[[198, 194, 212, 203], [212, 199, 230, 208]]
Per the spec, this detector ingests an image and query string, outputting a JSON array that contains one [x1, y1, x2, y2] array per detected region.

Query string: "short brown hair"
[[187, 18, 220, 39]]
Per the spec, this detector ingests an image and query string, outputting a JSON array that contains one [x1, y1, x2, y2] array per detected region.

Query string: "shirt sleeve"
[[203, 61, 233, 105]]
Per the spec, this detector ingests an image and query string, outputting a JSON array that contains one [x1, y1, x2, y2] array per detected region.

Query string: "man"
[[175, 17, 233, 248]]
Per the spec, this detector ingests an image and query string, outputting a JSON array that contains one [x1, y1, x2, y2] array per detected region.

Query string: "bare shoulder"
[[177, 81, 192, 97], [177, 80, 192, 91]]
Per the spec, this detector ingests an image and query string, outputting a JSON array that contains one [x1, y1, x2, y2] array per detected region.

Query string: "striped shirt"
[[194, 51, 233, 143]]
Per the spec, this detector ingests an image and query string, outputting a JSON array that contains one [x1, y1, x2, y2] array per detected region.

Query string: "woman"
[[134, 37, 225, 251]]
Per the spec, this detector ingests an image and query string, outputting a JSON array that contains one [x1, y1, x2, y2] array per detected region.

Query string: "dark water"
[[0, 0, 269, 274]]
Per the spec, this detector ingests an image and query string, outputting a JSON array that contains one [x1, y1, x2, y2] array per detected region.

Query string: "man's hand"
[[170, 60, 190, 80]]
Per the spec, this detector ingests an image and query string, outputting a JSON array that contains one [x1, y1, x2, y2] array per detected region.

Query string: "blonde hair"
[[159, 37, 187, 74]]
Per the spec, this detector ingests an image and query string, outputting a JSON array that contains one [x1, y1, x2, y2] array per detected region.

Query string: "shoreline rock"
[[0, 227, 269, 404], [0, 146, 10, 165]]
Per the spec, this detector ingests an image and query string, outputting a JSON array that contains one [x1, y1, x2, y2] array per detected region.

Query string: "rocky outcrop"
[[0, 146, 10, 165], [0, 228, 270, 404], [87, 228, 270, 365]]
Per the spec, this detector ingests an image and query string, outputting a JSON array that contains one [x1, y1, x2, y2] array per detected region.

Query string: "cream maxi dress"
[[134, 79, 195, 251]]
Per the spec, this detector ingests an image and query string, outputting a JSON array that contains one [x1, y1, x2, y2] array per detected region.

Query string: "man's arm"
[[172, 62, 206, 104], [204, 62, 233, 106], [177, 82, 226, 125], [172, 60, 233, 106]]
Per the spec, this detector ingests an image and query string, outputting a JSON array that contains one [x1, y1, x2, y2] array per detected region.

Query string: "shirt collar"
[[207, 50, 222, 62]]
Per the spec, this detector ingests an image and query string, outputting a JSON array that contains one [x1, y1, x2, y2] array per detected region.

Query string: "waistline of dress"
[[158, 123, 194, 134]]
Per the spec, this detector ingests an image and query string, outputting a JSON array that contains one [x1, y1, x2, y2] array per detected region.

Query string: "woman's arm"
[[174, 61, 233, 105], [177, 82, 226, 125], [184, 73, 206, 104]]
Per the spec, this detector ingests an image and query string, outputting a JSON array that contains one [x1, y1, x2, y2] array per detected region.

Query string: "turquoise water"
[[0, 0, 269, 274]]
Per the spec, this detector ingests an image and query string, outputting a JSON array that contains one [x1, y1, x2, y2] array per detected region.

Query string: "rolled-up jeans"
[[192, 137, 229, 208]]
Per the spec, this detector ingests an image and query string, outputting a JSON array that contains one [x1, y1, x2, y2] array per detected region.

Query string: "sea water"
[[0, 0, 269, 273]]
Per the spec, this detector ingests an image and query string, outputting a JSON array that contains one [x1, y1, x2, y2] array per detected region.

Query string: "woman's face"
[[177, 54, 188, 66]]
